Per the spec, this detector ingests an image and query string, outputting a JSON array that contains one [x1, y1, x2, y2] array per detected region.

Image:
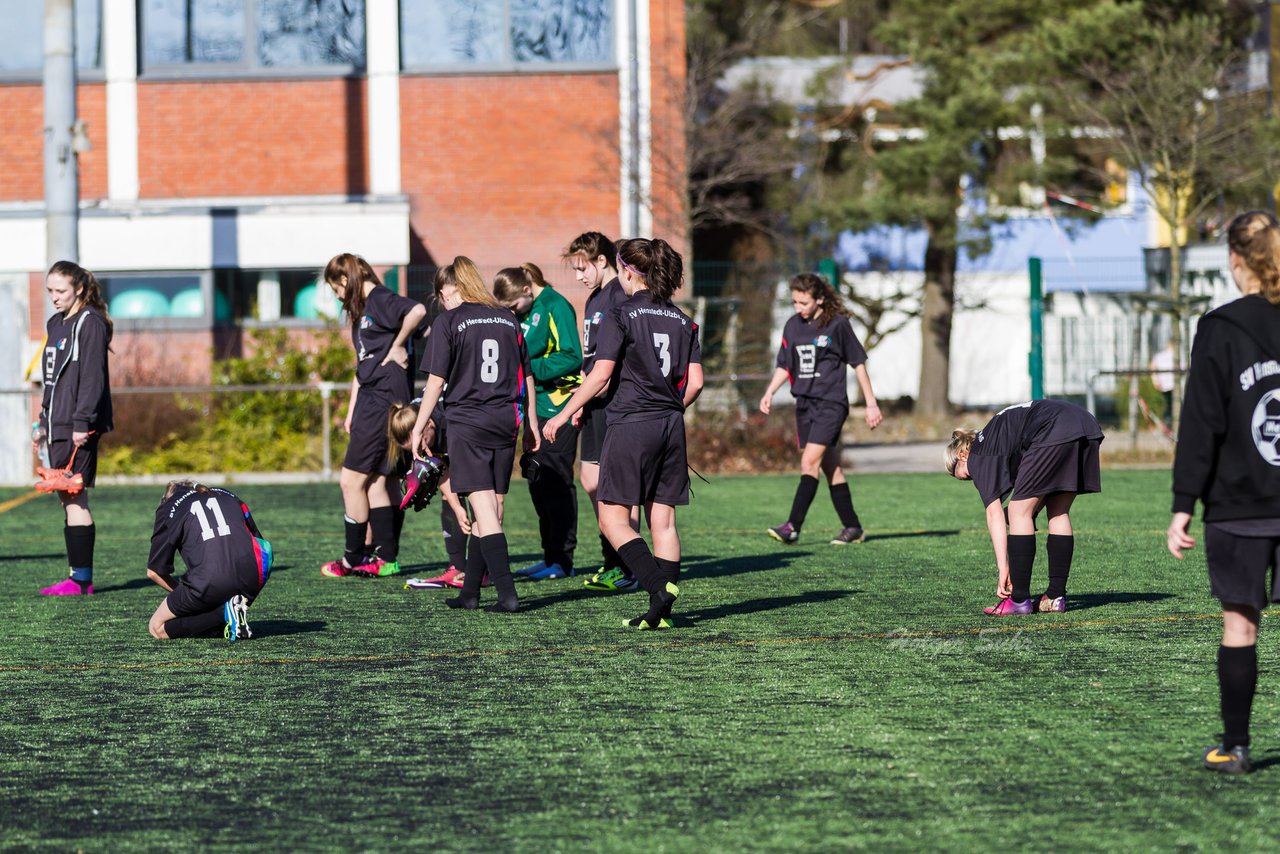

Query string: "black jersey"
[[354, 287, 423, 388], [775, 314, 868, 405], [148, 487, 264, 579], [968, 399, 1104, 507], [41, 307, 113, 441], [595, 292, 701, 424], [582, 278, 627, 375], [422, 302, 533, 448]]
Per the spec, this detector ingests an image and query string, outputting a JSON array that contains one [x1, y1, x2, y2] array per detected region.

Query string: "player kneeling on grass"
[[543, 238, 703, 630], [1169, 210, 1280, 775], [945, 399, 1103, 616], [760, 272, 883, 546], [146, 481, 273, 642]]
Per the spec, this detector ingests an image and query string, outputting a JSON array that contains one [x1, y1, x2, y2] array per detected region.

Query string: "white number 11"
[[190, 498, 232, 541]]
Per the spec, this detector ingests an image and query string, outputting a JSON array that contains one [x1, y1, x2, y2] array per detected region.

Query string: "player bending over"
[[146, 481, 273, 641], [945, 399, 1103, 615]]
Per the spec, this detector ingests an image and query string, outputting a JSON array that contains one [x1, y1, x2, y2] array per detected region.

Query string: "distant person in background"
[[320, 253, 427, 579], [38, 260, 113, 596], [1150, 339, 1176, 423], [494, 263, 583, 581], [946, 398, 1103, 615], [1169, 209, 1280, 775], [146, 481, 272, 641], [760, 272, 882, 546]]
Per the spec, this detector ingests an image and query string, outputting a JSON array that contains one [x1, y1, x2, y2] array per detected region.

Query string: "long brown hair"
[[563, 232, 617, 271], [324, 253, 383, 323], [436, 256, 501, 309], [48, 260, 113, 342], [616, 238, 684, 303], [790, 272, 847, 328], [492, 263, 549, 303], [386, 401, 419, 469], [1227, 210, 1280, 304]]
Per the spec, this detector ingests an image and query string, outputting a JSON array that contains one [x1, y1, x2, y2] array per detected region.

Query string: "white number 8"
[[481, 338, 500, 382], [653, 333, 671, 377]]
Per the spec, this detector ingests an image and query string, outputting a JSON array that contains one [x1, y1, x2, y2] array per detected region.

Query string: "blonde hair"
[[1227, 210, 1280, 304], [944, 428, 978, 475], [386, 402, 420, 469], [436, 256, 501, 309]]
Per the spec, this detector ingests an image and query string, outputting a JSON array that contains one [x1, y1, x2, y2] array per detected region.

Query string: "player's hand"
[[410, 426, 426, 461], [996, 567, 1012, 599], [524, 425, 541, 454], [1168, 512, 1195, 559], [455, 507, 472, 536], [759, 393, 772, 415], [72, 431, 89, 448], [571, 409, 583, 428], [864, 403, 882, 430], [343, 412, 353, 434], [543, 414, 564, 443], [381, 344, 410, 369]]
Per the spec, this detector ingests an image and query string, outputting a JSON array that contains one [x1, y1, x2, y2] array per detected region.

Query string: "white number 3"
[[653, 333, 671, 377]]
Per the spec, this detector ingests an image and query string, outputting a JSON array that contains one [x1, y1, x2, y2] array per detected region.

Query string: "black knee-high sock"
[[1045, 534, 1073, 599], [655, 557, 681, 618], [1007, 534, 1036, 603], [441, 504, 467, 569], [64, 524, 95, 585], [461, 536, 485, 598], [479, 533, 518, 610], [343, 515, 367, 566], [617, 538, 662, 594], [788, 475, 820, 530], [829, 483, 860, 529], [1219, 645, 1257, 750], [393, 506, 406, 546], [601, 532, 622, 572], [370, 507, 397, 562], [164, 608, 227, 639]]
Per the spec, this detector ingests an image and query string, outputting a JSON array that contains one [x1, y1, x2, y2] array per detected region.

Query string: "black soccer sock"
[[369, 507, 397, 563], [441, 504, 467, 569], [448, 537, 485, 609], [788, 475, 820, 530], [1219, 644, 1257, 750], [343, 514, 367, 566], [1007, 534, 1036, 603], [655, 557, 681, 619], [479, 533, 519, 611], [163, 608, 228, 639], [1044, 534, 1074, 600], [829, 483, 861, 530], [618, 538, 662, 594], [601, 533, 624, 573], [393, 506, 406, 545], [64, 524, 95, 585]]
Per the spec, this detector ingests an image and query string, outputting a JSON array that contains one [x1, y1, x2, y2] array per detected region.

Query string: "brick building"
[[0, 0, 688, 389]]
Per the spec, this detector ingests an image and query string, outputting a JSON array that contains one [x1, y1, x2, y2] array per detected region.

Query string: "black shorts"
[[598, 412, 689, 506], [447, 425, 515, 495], [48, 434, 101, 488], [795, 399, 847, 449], [526, 418, 577, 486], [580, 402, 608, 465], [1009, 438, 1102, 501], [165, 549, 268, 617], [343, 384, 403, 475], [1205, 523, 1280, 611]]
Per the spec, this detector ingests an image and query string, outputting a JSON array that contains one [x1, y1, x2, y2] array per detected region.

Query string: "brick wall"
[[0, 83, 108, 202]]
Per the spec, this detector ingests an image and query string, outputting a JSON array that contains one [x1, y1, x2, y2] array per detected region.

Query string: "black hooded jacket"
[[39, 306, 113, 442], [1173, 293, 1280, 521]]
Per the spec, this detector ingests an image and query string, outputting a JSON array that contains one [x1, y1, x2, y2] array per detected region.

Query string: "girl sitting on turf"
[[410, 258, 539, 612], [1168, 209, 1280, 774], [759, 272, 883, 546], [320, 254, 427, 579], [543, 238, 704, 629], [945, 399, 1103, 615]]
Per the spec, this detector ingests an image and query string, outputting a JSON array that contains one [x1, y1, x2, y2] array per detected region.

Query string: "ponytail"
[[324, 253, 382, 324], [944, 428, 978, 476], [48, 260, 113, 343], [1227, 210, 1280, 305], [616, 237, 685, 303], [437, 256, 501, 309], [789, 272, 846, 328], [563, 231, 617, 271], [386, 401, 420, 470]]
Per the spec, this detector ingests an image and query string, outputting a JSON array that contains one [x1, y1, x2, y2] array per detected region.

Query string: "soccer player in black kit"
[[146, 481, 273, 641], [410, 257, 540, 612], [945, 399, 1103, 616], [321, 253, 427, 579], [544, 238, 704, 629], [760, 273, 883, 546]]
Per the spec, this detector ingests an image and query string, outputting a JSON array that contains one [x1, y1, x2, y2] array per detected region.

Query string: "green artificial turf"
[[2, 470, 1279, 852]]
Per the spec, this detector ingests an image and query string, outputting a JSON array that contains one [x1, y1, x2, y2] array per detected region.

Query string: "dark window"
[[215, 269, 340, 323]]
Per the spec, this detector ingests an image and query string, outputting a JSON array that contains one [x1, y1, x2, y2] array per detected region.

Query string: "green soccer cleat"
[[584, 566, 638, 591]]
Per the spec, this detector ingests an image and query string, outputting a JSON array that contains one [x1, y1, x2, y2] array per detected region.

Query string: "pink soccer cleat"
[[40, 578, 92, 596], [983, 597, 1033, 616]]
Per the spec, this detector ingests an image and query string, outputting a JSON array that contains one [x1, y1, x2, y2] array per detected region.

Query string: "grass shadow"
[[681, 589, 854, 624], [93, 578, 154, 593], [1067, 592, 1177, 611], [683, 551, 815, 579], [252, 619, 327, 636], [0, 553, 63, 561], [866, 530, 960, 542]]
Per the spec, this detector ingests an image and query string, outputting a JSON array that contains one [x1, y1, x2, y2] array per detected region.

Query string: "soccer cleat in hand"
[[400, 457, 445, 512]]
